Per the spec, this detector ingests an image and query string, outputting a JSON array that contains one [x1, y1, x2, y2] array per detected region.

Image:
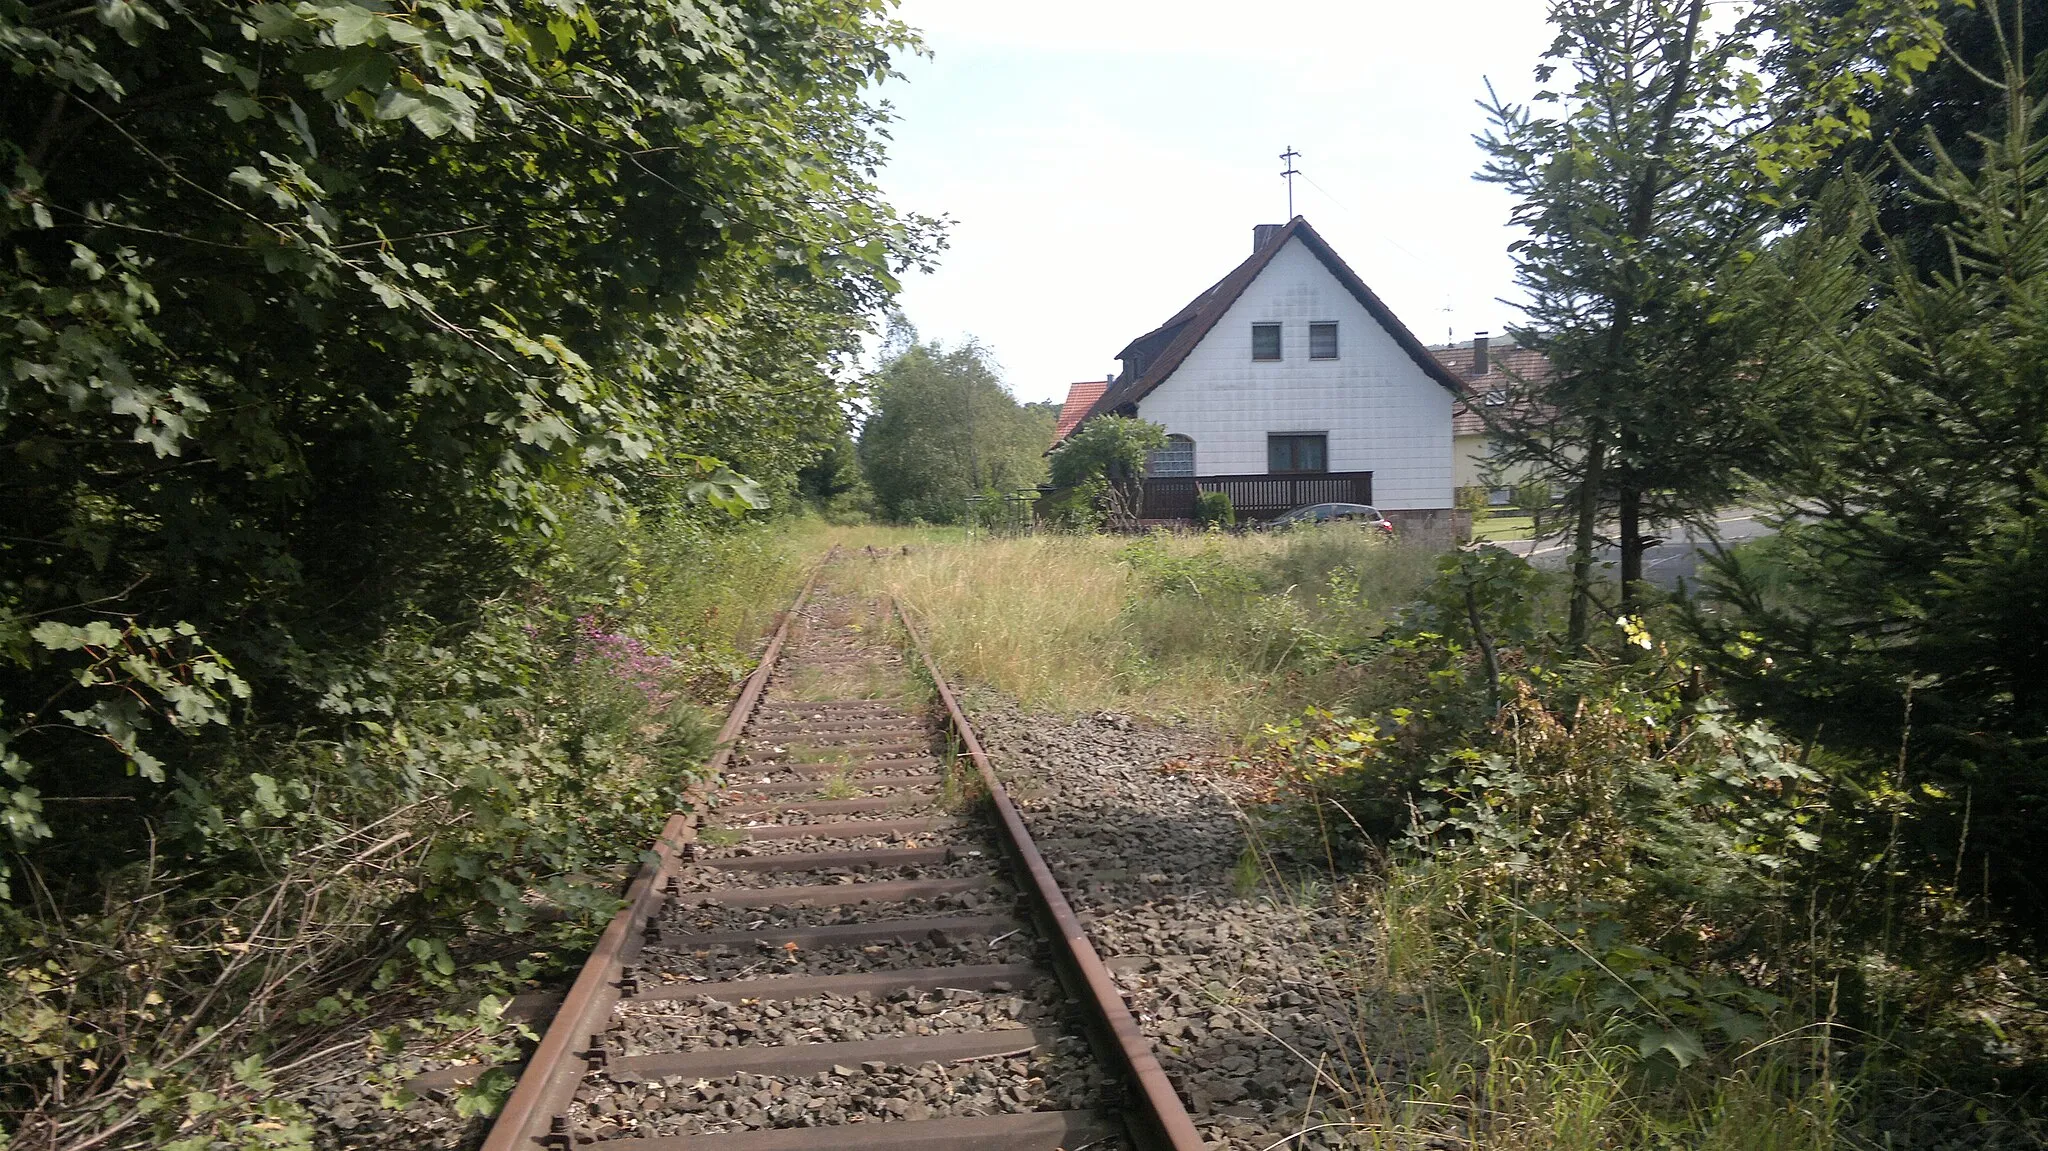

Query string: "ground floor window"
[[1267, 433, 1327, 474], [1146, 434, 1196, 478]]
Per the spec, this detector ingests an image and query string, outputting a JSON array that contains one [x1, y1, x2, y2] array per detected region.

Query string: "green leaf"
[[1638, 1026, 1706, 1068], [213, 92, 265, 122]]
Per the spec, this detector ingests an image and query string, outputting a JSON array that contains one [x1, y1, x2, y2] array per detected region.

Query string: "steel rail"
[[892, 598, 1209, 1151], [481, 556, 829, 1151]]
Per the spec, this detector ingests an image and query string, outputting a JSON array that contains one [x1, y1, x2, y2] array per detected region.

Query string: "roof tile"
[[1431, 342, 1555, 436], [1052, 381, 1108, 446]]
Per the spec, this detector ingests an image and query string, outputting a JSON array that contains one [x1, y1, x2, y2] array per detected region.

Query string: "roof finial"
[[1279, 146, 1301, 219]]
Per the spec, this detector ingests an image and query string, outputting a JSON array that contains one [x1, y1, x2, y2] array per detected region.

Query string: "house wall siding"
[[1455, 432, 1489, 489], [1131, 238, 1454, 510]]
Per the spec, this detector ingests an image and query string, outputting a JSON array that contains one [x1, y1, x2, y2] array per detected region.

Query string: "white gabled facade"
[[1130, 237, 1454, 511]]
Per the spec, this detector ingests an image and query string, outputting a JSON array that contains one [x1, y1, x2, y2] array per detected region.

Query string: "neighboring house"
[[1055, 216, 1462, 527], [1051, 379, 1108, 444], [1429, 335, 1555, 498]]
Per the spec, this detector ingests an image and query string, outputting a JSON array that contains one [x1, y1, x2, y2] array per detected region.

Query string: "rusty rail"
[[480, 558, 827, 1151], [892, 598, 1208, 1151], [481, 555, 1203, 1151]]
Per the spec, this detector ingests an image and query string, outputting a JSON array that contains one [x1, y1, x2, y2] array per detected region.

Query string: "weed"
[[1228, 846, 1264, 897], [847, 530, 1442, 733]]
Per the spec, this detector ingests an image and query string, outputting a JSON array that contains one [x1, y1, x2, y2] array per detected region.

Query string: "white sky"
[[875, 0, 1560, 405]]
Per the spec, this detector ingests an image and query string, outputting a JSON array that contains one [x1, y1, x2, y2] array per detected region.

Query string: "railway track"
[[480, 563, 1204, 1151]]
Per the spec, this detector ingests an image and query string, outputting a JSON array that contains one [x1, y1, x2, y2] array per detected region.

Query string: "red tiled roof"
[[1080, 217, 1466, 430], [1430, 342, 1555, 436], [1051, 381, 1108, 446]]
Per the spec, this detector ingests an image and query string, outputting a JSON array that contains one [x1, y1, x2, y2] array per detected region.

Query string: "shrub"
[[1193, 490, 1236, 529], [1037, 481, 1106, 531]]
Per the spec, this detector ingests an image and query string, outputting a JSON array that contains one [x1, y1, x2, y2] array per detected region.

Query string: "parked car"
[[1266, 502, 1395, 535]]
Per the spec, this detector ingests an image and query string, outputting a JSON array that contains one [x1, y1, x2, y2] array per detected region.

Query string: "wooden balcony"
[[1140, 471, 1374, 522]]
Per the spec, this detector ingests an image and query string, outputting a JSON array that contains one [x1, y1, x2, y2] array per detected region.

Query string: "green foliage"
[[1192, 490, 1236, 530], [1105, 531, 1438, 716], [2, 0, 906, 1134], [1117, 534, 1261, 598], [1454, 485, 1492, 516], [1257, 596, 1824, 1073], [1697, 43, 2048, 938], [1047, 415, 1166, 488], [1035, 479, 1106, 532], [0, 514, 804, 1143], [1513, 478, 1553, 514], [856, 340, 1052, 523], [0, 0, 926, 872], [1477, 0, 1946, 637], [1046, 415, 1165, 531]]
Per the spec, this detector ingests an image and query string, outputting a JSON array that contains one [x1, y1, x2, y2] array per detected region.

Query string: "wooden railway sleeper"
[[482, 559, 1201, 1151]]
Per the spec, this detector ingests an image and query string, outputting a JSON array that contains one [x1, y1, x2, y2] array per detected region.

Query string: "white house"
[[1057, 217, 1461, 527]]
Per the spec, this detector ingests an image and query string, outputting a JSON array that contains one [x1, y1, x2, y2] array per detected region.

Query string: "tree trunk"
[[1578, 0, 1702, 640], [1619, 484, 1643, 606], [1568, 426, 1607, 648], [1619, 424, 1643, 612]]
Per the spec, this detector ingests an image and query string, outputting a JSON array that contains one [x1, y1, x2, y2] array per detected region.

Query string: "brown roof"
[[1051, 380, 1108, 446], [1079, 217, 1466, 429], [1431, 341, 1554, 436]]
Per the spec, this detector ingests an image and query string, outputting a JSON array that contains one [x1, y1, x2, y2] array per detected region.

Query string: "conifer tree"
[[1702, 23, 2048, 930], [1480, 0, 1944, 644]]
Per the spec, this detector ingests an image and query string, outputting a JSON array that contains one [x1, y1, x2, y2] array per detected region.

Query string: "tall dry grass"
[[831, 526, 1438, 732]]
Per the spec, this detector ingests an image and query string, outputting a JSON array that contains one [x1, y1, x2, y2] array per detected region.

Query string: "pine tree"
[[1702, 25, 2048, 930], [1480, 0, 1944, 644]]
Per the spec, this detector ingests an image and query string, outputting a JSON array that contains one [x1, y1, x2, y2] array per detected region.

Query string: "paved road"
[[1497, 511, 1778, 592]]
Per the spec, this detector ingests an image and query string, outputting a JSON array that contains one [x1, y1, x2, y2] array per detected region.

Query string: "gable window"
[[1146, 434, 1196, 478], [1309, 322, 1339, 359], [1267, 433, 1327, 474], [1251, 323, 1282, 361]]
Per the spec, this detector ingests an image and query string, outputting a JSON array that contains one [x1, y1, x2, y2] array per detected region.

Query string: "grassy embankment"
[[827, 524, 2040, 1151]]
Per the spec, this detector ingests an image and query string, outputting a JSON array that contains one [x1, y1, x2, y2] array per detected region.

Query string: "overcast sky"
[[874, 1, 1559, 405]]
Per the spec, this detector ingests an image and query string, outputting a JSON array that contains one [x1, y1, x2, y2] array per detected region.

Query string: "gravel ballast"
[[564, 1042, 1110, 1143], [966, 704, 1394, 1151]]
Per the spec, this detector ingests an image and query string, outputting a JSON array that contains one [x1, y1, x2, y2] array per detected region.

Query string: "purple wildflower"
[[571, 613, 677, 704]]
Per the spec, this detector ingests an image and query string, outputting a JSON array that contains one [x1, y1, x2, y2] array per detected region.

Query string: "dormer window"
[[1252, 323, 1281, 361]]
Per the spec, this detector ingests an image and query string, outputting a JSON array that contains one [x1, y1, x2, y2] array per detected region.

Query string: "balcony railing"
[[1139, 471, 1374, 521]]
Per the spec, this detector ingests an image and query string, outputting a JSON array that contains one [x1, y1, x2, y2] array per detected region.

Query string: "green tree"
[[1479, 0, 1944, 644], [0, 0, 933, 889], [1048, 415, 1167, 531], [1699, 33, 2048, 934], [856, 340, 1052, 522]]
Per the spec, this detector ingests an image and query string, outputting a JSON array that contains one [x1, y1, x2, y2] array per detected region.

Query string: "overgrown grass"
[[836, 525, 2043, 1151], [840, 527, 1438, 734]]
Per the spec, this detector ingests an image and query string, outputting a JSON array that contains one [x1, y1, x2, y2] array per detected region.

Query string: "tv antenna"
[[1279, 146, 1301, 218]]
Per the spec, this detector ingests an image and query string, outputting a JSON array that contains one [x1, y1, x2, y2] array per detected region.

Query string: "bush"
[[1037, 481, 1106, 531], [1193, 490, 1236, 529], [0, 510, 805, 1144]]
